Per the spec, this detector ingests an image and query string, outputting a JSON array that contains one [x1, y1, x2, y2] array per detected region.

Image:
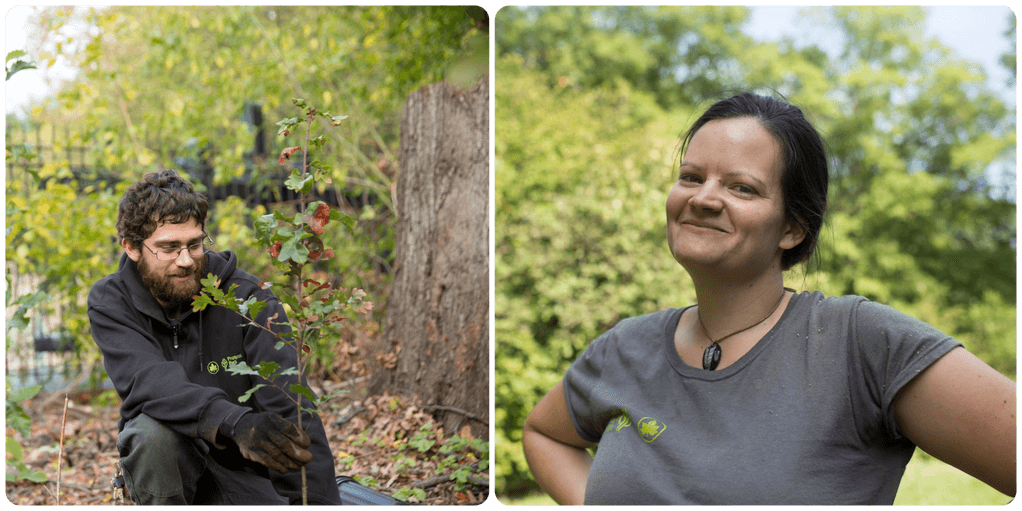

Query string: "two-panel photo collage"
[[4, 4, 1016, 507]]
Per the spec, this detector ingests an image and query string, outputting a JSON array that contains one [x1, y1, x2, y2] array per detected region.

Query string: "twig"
[[338, 375, 369, 387], [410, 474, 451, 490], [64, 406, 99, 421], [59, 482, 100, 492], [422, 405, 489, 427], [410, 472, 488, 490], [57, 394, 68, 506], [117, 95, 148, 166], [333, 405, 365, 427], [465, 475, 490, 487]]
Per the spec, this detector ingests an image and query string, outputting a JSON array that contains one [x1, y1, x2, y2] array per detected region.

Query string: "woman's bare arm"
[[894, 346, 1016, 496], [522, 380, 596, 505]]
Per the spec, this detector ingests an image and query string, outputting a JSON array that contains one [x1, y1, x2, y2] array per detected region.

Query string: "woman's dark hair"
[[117, 169, 209, 246], [680, 92, 829, 270]]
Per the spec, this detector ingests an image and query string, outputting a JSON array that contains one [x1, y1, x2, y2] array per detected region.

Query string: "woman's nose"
[[689, 181, 723, 211]]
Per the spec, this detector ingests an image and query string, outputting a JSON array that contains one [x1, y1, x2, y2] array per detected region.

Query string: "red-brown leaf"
[[278, 146, 302, 165], [309, 202, 331, 234]]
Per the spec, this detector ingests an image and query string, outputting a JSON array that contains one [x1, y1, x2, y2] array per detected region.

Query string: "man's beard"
[[138, 254, 207, 311]]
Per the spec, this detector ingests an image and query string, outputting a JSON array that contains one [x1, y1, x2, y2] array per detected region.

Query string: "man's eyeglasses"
[[140, 234, 214, 261]]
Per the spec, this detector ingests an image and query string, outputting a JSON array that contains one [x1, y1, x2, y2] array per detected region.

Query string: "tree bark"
[[371, 77, 488, 438]]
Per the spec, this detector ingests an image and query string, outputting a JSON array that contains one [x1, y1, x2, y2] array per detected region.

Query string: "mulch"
[[5, 382, 489, 505]]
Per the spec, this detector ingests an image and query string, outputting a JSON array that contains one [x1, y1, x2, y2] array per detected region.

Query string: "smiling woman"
[[667, 117, 797, 280], [520, 92, 1016, 505]]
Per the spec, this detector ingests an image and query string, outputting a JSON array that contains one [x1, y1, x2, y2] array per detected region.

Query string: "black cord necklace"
[[698, 290, 787, 371]]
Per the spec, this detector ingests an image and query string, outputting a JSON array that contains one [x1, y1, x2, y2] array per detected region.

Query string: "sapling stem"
[[194, 98, 368, 505], [57, 394, 68, 506]]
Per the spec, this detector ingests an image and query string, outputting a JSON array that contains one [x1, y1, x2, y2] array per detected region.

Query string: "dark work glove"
[[224, 412, 312, 473]]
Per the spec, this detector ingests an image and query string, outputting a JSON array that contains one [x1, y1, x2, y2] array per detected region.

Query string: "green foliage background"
[[5, 6, 484, 387], [495, 6, 1016, 496]]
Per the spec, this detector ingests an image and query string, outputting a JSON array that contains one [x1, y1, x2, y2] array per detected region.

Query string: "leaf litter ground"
[[5, 382, 489, 505]]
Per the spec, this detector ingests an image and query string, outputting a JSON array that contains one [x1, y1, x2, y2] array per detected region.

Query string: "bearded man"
[[87, 170, 341, 504]]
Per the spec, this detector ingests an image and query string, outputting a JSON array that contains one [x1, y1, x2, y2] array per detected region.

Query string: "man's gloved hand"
[[225, 412, 312, 473]]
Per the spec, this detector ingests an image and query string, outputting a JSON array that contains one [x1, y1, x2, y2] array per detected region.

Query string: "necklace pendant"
[[702, 342, 721, 371]]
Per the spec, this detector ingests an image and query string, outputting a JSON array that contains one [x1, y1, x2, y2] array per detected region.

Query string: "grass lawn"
[[498, 450, 1012, 505], [893, 450, 1012, 505]]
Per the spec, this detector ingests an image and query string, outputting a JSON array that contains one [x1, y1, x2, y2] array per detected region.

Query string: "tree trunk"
[[371, 77, 488, 438]]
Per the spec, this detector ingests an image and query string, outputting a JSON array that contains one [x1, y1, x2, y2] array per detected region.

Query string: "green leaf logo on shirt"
[[206, 361, 220, 374], [614, 414, 632, 432], [638, 417, 666, 443]]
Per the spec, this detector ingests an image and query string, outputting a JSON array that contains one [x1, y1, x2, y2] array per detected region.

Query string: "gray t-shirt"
[[563, 291, 962, 505]]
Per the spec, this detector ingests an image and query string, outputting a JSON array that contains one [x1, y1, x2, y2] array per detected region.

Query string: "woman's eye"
[[733, 184, 756, 195], [679, 174, 701, 183]]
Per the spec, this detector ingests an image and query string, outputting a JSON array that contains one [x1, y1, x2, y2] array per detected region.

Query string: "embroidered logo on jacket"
[[206, 361, 220, 374], [638, 417, 667, 443], [221, 354, 243, 371]]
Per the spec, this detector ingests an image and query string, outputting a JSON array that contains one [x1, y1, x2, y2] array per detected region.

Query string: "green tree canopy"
[[497, 6, 751, 109], [24, 6, 482, 197]]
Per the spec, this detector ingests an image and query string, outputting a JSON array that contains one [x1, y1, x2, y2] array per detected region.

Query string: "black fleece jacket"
[[87, 250, 340, 504]]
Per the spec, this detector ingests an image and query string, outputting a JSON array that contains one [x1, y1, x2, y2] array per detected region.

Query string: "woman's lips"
[[681, 221, 727, 233]]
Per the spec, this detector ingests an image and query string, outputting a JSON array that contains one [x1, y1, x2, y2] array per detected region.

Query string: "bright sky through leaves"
[[5, 5, 1016, 116]]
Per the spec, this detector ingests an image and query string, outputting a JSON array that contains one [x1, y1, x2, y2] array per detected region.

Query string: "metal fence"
[[5, 271, 89, 393], [5, 122, 95, 174]]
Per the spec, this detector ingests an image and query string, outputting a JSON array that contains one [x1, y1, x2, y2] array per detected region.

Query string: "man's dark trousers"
[[116, 413, 288, 504]]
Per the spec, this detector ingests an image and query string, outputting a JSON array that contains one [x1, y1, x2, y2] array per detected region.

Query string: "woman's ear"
[[122, 238, 141, 262], [779, 217, 807, 251]]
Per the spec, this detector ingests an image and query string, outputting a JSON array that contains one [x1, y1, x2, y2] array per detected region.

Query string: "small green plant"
[[436, 453, 460, 473], [193, 98, 371, 505], [6, 50, 47, 486], [436, 434, 489, 491], [450, 466, 474, 489], [351, 433, 369, 447], [394, 422, 490, 493], [387, 396, 402, 412], [407, 424, 438, 453], [5, 383, 48, 483], [5, 50, 37, 81], [353, 475, 378, 488], [393, 456, 417, 473], [5, 230, 50, 485], [336, 450, 356, 472], [392, 487, 427, 503]]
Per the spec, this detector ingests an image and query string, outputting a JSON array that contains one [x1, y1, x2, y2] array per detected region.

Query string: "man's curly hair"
[[117, 170, 209, 246]]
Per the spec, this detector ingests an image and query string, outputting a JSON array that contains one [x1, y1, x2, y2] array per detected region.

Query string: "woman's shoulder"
[[794, 291, 950, 339], [588, 308, 684, 351], [793, 290, 871, 317], [613, 307, 685, 330], [797, 291, 918, 316], [796, 290, 865, 306], [573, 308, 682, 371]]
